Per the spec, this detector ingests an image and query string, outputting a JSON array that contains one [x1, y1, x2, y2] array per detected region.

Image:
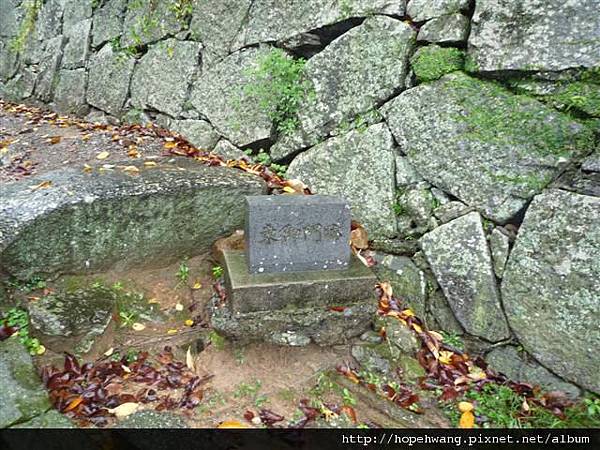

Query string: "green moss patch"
[[411, 46, 464, 83]]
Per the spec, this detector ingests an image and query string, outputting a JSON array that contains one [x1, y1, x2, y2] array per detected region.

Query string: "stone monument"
[[211, 194, 377, 346]]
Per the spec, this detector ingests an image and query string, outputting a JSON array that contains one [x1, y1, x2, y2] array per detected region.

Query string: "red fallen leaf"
[[341, 405, 357, 423], [243, 410, 255, 422], [329, 306, 346, 312], [64, 353, 81, 375], [157, 346, 174, 364], [298, 399, 320, 421], [259, 409, 285, 426], [0, 324, 17, 340], [440, 385, 459, 401]]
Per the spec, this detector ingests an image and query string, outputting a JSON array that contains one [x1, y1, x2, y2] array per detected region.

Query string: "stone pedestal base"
[[211, 250, 377, 346]]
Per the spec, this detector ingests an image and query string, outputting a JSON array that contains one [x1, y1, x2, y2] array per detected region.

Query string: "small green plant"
[[233, 346, 245, 365], [176, 260, 190, 285], [3, 308, 44, 355], [245, 48, 313, 135], [411, 46, 465, 83], [208, 330, 226, 350], [440, 331, 464, 350], [118, 311, 137, 328], [269, 163, 288, 178], [254, 394, 269, 408], [392, 189, 407, 216], [212, 265, 224, 279], [6, 276, 46, 293], [341, 388, 357, 406], [112, 281, 124, 291], [169, 0, 193, 21], [244, 150, 288, 178], [233, 379, 262, 399]]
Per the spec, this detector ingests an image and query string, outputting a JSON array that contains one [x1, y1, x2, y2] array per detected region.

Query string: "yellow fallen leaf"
[[108, 402, 139, 418], [184, 319, 194, 327], [458, 401, 474, 413], [459, 410, 475, 428], [439, 350, 454, 365], [186, 346, 195, 371], [103, 347, 114, 357], [122, 165, 140, 173], [121, 365, 131, 373], [144, 161, 157, 167], [282, 186, 295, 193], [192, 281, 202, 290], [164, 141, 177, 149], [30, 180, 52, 190], [132, 322, 146, 331], [147, 298, 159, 304], [412, 323, 423, 333], [217, 420, 248, 428], [167, 329, 178, 335], [36, 344, 46, 355], [83, 164, 92, 173], [401, 309, 415, 318], [96, 151, 110, 160], [128, 147, 139, 158]]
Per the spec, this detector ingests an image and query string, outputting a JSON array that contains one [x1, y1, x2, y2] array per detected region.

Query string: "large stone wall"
[[1, 0, 599, 394]]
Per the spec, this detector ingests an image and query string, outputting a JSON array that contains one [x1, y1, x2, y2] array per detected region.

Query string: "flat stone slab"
[[223, 250, 376, 314], [0, 158, 266, 279], [245, 195, 351, 274]]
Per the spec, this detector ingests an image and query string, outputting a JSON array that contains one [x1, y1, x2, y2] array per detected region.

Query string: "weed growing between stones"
[[2, 308, 44, 355], [244, 149, 288, 177], [411, 46, 465, 83], [8, 0, 42, 54], [244, 48, 313, 135]]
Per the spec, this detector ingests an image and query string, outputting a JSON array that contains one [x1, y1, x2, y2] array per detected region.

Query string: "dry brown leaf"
[[350, 225, 369, 249], [30, 180, 52, 190], [47, 136, 61, 144]]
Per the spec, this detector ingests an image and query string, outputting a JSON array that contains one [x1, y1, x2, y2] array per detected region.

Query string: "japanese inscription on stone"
[[245, 195, 351, 274]]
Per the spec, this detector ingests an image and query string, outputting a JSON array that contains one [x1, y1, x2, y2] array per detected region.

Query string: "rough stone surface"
[[381, 73, 593, 223], [130, 39, 200, 117], [190, 47, 274, 148], [234, 0, 407, 50], [468, 0, 600, 72], [115, 410, 188, 428], [245, 195, 351, 273], [212, 140, 247, 161], [395, 156, 423, 186], [211, 298, 376, 346], [487, 346, 581, 400], [121, 0, 185, 47], [34, 35, 65, 103], [189, 0, 252, 68], [0, 158, 266, 279], [372, 253, 427, 318], [489, 228, 510, 279], [582, 152, 600, 173], [0, 338, 51, 428], [271, 16, 415, 160], [169, 119, 220, 151], [86, 45, 135, 116], [287, 123, 397, 239], [92, 0, 126, 47], [420, 212, 510, 342], [407, 0, 471, 21], [427, 289, 464, 334], [10, 409, 75, 428], [35, 0, 64, 41], [62, 0, 93, 30], [54, 69, 88, 115], [223, 251, 375, 314], [502, 190, 600, 393], [27, 287, 116, 355], [0, 0, 22, 38], [62, 19, 91, 69], [417, 13, 469, 44]]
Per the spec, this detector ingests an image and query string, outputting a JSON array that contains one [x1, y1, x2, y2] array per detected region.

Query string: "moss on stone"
[[547, 81, 600, 117], [445, 74, 596, 158], [411, 46, 464, 83]]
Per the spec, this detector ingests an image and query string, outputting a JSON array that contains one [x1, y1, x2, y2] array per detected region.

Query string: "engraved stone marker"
[[245, 195, 351, 274]]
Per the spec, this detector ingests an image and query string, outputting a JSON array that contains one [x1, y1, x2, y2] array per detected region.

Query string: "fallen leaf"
[[175, 303, 184, 312], [96, 151, 110, 160], [108, 402, 139, 418], [350, 225, 369, 249], [47, 136, 61, 144], [128, 147, 140, 158], [64, 396, 83, 412], [167, 329, 178, 335], [282, 186, 295, 193], [192, 281, 202, 290], [36, 344, 46, 355], [147, 298, 159, 304], [29, 180, 52, 190], [103, 347, 114, 357], [83, 164, 92, 173], [458, 401, 474, 413], [459, 410, 475, 428], [144, 161, 157, 167], [186, 346, 195, 371], [122, 165, 140, 174], [132, 323, 146, 331], [217, 420, 248, 428], [184, 319, 194, 327], [439, 350, 454, 365]]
